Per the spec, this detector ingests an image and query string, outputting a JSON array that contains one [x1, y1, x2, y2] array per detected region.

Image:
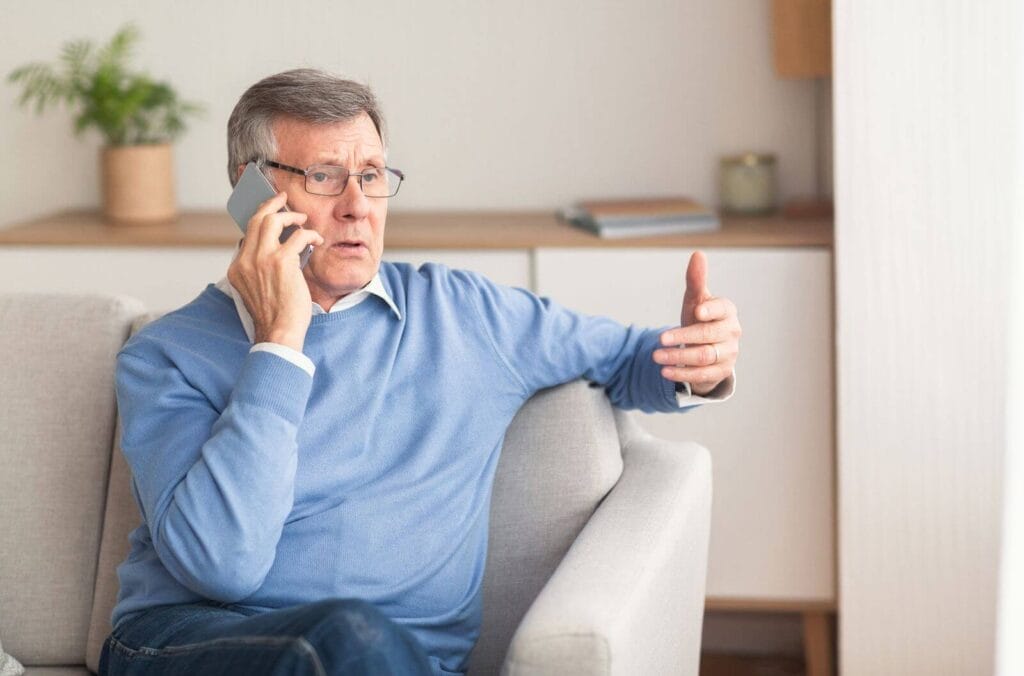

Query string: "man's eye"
[[311, 172, 330, 183], [363, 169, 382, 183]]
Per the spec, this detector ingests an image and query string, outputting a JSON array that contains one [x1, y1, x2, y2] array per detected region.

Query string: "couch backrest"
[[0, 294, 144, 667]]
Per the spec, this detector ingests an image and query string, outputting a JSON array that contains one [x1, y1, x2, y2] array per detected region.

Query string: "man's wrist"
[[690, 381, 718, 396], [257, 330, 304, 353], [251, 343, 315, 377]]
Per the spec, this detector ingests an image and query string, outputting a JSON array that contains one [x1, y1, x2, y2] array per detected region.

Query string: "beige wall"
[[2, 0, 818, 226]]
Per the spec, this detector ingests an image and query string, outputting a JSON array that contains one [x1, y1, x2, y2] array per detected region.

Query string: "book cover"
[[576, 196, 714, 224], [559, 206, 720, 239]]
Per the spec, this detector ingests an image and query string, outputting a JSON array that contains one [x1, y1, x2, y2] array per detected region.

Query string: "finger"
[[248, 191, 293, 253], [695, 297, 734, 322], [237, 191, 289, 260], [660, 320, 731, 346], [660, 364, 731, 386], [684, 250, 710, 300], [277, 226, 324, 261], [255, 209, 309, 258], [245, 190, 289, 237], [653, 344, 722, 368]]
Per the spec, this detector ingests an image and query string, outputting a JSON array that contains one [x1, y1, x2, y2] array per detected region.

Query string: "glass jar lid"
[[721, 153, 777, 167]]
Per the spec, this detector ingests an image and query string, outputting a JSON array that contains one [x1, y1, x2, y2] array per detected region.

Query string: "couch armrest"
[[501, 416, 712, 676]]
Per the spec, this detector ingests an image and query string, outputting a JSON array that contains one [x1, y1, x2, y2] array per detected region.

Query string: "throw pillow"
[[0, 636, 24, 676]]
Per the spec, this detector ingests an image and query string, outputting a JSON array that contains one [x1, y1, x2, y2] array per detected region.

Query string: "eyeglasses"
[[257, 159, 404, 198]]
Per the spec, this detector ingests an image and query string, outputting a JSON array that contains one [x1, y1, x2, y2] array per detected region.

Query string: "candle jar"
[[719, 153, 777, 215]]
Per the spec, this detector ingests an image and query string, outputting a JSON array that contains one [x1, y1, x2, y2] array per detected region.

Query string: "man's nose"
[[331, 175, 371, 221]]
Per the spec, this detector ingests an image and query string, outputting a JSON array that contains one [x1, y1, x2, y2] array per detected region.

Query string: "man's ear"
[[236, 164, 246, 182]]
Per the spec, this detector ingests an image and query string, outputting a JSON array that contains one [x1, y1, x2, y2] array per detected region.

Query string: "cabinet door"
[[536, 247, 834, 603], [0, 247, 235, 313]]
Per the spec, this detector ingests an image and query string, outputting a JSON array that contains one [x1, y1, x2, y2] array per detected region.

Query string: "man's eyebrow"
[[314, 154, 386, 167]]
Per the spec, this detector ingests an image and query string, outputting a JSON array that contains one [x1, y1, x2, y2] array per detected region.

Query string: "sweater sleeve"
[[458, 270, 693, 414], [115, 347, 313, 602]]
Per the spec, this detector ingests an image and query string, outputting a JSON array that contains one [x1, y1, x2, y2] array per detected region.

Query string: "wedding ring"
[[712, 344, 720, 364]]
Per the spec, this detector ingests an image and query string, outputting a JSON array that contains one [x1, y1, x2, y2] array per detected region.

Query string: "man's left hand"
[[653, 250, 741, 396]]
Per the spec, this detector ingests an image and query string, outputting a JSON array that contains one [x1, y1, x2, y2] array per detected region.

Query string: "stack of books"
[[559, 196, 720, 239]]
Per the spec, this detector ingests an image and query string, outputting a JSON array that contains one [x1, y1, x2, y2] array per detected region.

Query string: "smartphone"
[[226, 162, 314, 269]]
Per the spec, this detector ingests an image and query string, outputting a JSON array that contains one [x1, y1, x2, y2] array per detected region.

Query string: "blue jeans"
[[99, 598, 434, 675]]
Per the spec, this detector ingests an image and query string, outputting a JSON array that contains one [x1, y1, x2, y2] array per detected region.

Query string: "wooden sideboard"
[[0, 209, 830, 249]]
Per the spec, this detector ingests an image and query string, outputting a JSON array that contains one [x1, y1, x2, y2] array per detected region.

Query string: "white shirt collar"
[[215, 272, 401, 343]]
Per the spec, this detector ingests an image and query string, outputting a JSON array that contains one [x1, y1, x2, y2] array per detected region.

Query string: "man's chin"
[[306, 269, 375, 299], [307, 261, 377, 288]]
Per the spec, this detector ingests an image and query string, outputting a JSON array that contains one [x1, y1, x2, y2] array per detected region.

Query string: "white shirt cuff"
[[675, 371, 736, 407], [250, 342, 315, 377]]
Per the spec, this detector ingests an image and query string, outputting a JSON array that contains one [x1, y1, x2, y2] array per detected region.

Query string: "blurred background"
[[3, 2, 1022, 676]]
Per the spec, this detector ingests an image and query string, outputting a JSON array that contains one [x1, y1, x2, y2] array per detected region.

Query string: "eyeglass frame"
[[255, 158, 405, 198]]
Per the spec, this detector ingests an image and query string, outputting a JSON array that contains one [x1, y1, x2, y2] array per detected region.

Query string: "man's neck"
[[311, 291, 350, 313], [309, 278, 372, 313]]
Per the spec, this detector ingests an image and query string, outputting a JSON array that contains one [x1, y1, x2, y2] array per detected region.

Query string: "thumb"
[[684, 250, 712, 302], [681, 250, 712, 329]]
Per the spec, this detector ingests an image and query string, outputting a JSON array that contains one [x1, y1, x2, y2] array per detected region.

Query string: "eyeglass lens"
[[305, 165, 398, 197]]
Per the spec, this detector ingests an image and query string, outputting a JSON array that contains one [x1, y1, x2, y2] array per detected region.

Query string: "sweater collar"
[[215, 271, 401, 343]]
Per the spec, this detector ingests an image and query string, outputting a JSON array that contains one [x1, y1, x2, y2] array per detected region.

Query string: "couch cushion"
[[466, 381, 623, 674], [85, 314, 160, 674], [0, 635, 25, 675], [0, 294, 144, 667]]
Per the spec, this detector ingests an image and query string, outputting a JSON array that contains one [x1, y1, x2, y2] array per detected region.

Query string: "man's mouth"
[[330, 240, 367, 255]]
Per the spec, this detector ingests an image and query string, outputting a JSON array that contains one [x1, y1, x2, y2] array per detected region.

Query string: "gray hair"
[[226, 68, 387, 186]]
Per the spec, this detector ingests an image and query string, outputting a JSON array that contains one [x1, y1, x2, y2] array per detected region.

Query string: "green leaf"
[[59, 39, 94, 87], [97, 23, 139, 70], [7, 22, 201, 145]]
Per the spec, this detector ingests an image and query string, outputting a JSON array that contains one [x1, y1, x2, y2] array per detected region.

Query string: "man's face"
[[259, 113, 388, 309]]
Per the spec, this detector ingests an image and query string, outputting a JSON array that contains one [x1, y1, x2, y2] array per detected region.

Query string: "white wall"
[[1, 0, 818, 226], [834, 1, 1020, 673]]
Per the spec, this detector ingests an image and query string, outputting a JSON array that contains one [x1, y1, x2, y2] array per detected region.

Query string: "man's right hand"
[[227, 191, 324, 353]]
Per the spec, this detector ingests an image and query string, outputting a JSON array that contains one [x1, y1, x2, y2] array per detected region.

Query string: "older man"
[[100, 69, 740, 676]]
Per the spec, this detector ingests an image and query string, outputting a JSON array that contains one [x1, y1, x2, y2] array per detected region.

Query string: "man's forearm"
[[119, 349, 312, 602]]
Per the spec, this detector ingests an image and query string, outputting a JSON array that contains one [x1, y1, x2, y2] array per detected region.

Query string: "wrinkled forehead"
[[272, 113, 385, 166]]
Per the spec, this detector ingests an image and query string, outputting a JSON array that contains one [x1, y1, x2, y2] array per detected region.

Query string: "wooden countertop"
[[0, 210, 832, 249]]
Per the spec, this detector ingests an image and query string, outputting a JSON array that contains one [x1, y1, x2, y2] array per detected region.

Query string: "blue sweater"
[[112, 261, 694, 674]]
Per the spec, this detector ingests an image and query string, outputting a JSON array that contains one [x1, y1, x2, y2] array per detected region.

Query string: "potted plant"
[[8, 23, 203, 223]]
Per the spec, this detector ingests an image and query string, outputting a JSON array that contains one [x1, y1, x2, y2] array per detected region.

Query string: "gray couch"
[[0, 293, 712, 675]]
